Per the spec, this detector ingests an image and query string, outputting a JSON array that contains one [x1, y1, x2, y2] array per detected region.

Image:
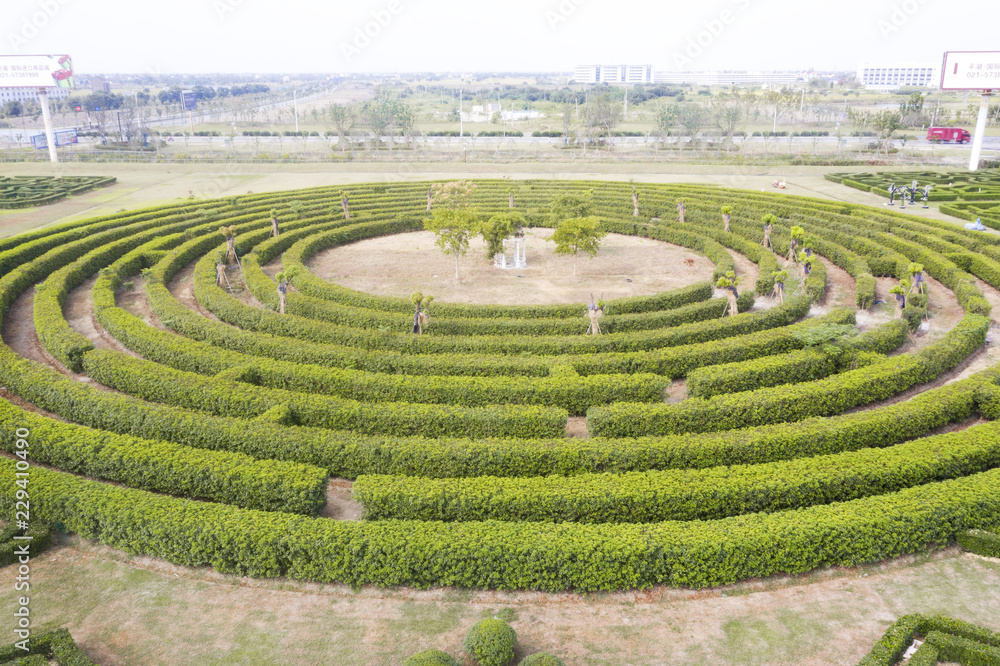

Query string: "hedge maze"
[[826, 169, 1000, 229], [0, 176, 116, 209], [858, 614, 1000, 666], [3, 179, 1000, 592]]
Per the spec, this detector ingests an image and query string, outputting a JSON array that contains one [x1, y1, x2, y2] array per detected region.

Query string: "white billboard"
[[941, 51, 1000, 91], [0, 54, 74, 89]]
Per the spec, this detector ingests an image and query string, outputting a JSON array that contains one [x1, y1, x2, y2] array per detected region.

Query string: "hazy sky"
[[2, 0, 995, 75]]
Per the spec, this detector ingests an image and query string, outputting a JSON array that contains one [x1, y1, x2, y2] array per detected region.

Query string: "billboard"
[[31, 130, 78, 150], [941, 51, 1000, 91], [180, 90, 197, 111], [0, 54, 74, 89]]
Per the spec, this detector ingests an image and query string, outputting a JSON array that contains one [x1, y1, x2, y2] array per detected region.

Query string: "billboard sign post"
[[0, 54, 75, 164], [179, 91, 197, 134], [940, 51, 999, 172]]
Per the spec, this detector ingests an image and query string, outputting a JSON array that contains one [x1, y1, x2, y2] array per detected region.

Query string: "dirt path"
[[63, 277, 140, 358], [812, 255, 856, 311], [115, 277, 164, 331], [2, 289, 78, 377], [167, 261, 220, 321], [10, 538, 999, 666], [321, 479, 363, 521], [565, 416, 589, 438]]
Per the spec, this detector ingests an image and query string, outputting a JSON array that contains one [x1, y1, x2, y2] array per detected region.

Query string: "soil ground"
[[1, 541, 997, 666], [308, 229, 716, 306]]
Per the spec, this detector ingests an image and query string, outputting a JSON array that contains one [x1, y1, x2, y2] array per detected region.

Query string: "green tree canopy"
[[424, 208, 478, 279], [479, 212, 525, 260], [548, 191, 593, 225], [548, 216, 606, 275]]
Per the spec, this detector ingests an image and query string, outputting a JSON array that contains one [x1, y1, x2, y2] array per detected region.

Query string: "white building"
[[0, 87, 71, 105], [501, 109, 543, 121], [573, 65, 653, 84], [856, 63, 938, 90], [573, 65, 600, 83], [460, 102, 501, 123]]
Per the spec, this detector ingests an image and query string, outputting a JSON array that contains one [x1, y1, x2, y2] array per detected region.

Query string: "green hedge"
[[94, 296, 669, 415], [1, 322, 984, 482], [0, 628, 94, 666], [80, 349, 568, 439], [685, 320, 908, 399], [5, 459, 1000, 591], [0, 521, 52, 567], [212, 259, 800, 355], [569, 304, 849, 376], [956, 528, 1000, 558], [924, 631, 1000, 664], [0, 399, 328, 515], [858, 614, 1000, 666], [588, 314, 988, 437], [353, 421, 1000, 523]]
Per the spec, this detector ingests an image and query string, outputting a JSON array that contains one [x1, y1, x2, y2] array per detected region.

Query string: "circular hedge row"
[[2, 178, 1000, 591]]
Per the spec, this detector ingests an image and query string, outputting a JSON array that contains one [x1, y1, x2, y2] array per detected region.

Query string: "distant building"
[[460, 102, 501, 123], [652, 71, 801, 86], [90, 75, 111, 94], [501, 109, 543, 121], [856, 63, 938, 90], [573, 65, 653, 84], [0, 87, 71, 105]]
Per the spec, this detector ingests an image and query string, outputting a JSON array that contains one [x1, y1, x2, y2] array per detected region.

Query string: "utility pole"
[[459, 87, 463, 138], [293, 89, 299, 133], [37, 87, 57, 163], [969, 90, 992, 171]]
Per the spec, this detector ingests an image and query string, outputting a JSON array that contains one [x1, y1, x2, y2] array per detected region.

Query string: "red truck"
[[927, 127, 971, 143]]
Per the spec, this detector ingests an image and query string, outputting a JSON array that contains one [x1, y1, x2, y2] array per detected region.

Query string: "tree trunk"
[[279, 290, 286, 315], [271, 218, 279, 237], [509, 193, 514, 208], [455, 254, 460, 280]]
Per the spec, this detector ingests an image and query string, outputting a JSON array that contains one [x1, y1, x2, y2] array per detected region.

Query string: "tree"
[[548, 216, 606, 275], [274, 266, 300, 314], [581, 93, 622, 147], [478, 212, 524, 260], [678, 104, 709, 151], [547, 190, 593, 225], [424, 208, 477, 279], [713, 93, 744, 151], [872, 110, 904, 156], [651, 100, 679, 147]]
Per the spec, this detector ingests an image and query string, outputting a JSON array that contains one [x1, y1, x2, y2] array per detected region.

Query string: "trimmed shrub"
[[0, 628, 94, 665], [464, 620, 517, 666], [956, 528, 1000, 558], [353, 421, 1000, 523], [0, 521, 52, 567], [5, 459, 1000, 590]]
